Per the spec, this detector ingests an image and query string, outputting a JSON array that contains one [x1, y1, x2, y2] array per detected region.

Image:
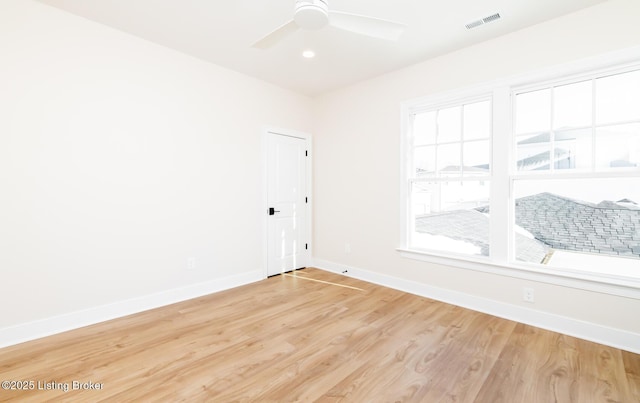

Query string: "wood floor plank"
[[475, 323, 580, 403], [574, 339, 634, 403], [0, 268, 638, 402], [320, 299, 457, 401], [214, 289, 430, 401], [623, 350, 640, 402]]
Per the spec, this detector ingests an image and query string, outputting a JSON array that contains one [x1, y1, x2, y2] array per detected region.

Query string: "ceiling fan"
[[252, 0, 407, 49]]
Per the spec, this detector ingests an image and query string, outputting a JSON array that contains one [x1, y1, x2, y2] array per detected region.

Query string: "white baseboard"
[[0, 270, 263, 349], [313, 258, 640, 354]]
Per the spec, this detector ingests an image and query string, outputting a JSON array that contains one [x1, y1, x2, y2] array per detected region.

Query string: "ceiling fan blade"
[[328, 11, 406, 41], [252, 20, 299, 49]]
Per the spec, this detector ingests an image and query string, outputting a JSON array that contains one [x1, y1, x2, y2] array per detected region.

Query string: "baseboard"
[[313, 258, 640, 354], [0, 270, 264, 349]]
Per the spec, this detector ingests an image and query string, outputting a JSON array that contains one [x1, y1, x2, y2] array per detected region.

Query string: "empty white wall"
[[0, 0, 312, 333], [313, 0, 640, 339]]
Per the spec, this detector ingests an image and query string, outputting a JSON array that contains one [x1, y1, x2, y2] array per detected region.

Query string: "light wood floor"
[[1, 268, 638, 402]]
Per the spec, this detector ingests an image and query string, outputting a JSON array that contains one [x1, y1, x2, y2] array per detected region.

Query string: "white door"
[[266, 132, 308, 276]]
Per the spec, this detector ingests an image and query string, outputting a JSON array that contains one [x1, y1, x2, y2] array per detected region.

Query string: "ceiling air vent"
[[483, 13, 501, 24], [465, 12, 501, 30], [465, 20, 484, 30]]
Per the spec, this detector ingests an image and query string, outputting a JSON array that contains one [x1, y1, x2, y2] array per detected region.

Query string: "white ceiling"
[[36, 0, 606, 97]]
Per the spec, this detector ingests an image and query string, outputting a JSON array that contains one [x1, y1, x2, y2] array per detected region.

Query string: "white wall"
[[313, 0, 640, 342], [0, 0, 312, 335]]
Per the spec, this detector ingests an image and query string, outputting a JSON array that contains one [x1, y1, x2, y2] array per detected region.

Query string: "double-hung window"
[[512, 68, 640, 275], [407, 97, 492, 257], [402, 55, 640, 285]]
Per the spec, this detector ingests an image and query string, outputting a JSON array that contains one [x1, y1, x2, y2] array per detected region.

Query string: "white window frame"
[[399, 46, 640, 298], [407, 94, 494, 260]]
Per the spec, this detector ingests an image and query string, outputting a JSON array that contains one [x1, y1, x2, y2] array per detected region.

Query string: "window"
[[402, 57, 640, 286], [408, 99, 492, 257], [513, 69, 640, 273]]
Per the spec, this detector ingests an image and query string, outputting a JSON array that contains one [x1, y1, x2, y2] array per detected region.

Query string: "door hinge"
[[305, 243, 308, 250], [305, 197, 308, 203], [305, 150, 308, 157]]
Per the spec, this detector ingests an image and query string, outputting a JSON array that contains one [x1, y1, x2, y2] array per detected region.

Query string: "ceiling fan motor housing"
[[294, 0, 329, 30]]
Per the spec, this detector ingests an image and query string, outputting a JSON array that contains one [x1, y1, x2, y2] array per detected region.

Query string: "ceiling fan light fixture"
[[294, 0, 329, 30], [252, 0, 407, 50]]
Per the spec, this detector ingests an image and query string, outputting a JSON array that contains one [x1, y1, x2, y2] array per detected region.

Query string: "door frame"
[[262, 126, 312, 278]]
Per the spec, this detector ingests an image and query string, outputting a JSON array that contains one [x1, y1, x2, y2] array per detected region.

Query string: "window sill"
[[397, 247, 640, 299]]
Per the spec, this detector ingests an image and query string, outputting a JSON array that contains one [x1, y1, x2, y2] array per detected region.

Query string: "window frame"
[[407, 95, 493, 259], [399, 47, 640, 298]]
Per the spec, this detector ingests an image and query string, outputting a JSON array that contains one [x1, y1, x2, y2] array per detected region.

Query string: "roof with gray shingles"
[[514, 193, 640, 259], [415, 209, 550, 263], [415, 193, 640, 262]]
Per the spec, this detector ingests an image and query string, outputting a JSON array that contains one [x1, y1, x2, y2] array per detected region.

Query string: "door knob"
[[268, 207, 281, 215]]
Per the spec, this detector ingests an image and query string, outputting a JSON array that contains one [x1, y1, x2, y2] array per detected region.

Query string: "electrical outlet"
[[523, 287, 535, 303], [187, 257, 197, 271]]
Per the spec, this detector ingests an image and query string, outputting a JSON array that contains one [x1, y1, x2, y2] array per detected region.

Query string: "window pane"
[[414, 146, 436, 177], [596, 69, 640, 125], [411, 181, 434, 216], [595, 123, 640, 170], [554, 129, 592, 170], [463, 140, 490, 174], [437, 106, 461, 143], [554, 80, 592, 129], [413, 111, 436, 146], [440, 181, 490, 211], [513, 178, 640, 271], [516, 133, 551, 171], [464, 100, 491, 140], [411, 181, 490, 257], [515, 89, 551, 134], [437, 143, 461, 175]]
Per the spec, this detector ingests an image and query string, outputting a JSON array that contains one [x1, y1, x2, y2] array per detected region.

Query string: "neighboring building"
[[515, 132, 578, 171]]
